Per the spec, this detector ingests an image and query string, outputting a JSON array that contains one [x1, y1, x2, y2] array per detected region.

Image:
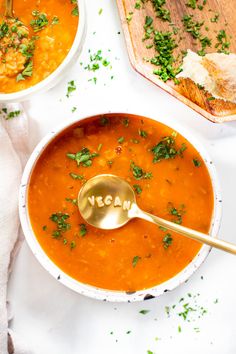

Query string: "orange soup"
[[0, 0, 78, 93], [28, 115, 214, 291]]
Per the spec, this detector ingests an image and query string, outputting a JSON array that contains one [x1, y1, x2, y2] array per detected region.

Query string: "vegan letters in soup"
[[0, 0, 78, 93], [28, 115, 214, 292]]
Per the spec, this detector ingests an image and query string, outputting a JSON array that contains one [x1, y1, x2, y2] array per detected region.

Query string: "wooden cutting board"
[[116, 0, 236, 123]]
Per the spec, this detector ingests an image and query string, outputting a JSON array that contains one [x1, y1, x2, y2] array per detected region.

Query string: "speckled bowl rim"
[[19, 112, 222, 302], [0, 0, 86, 103]]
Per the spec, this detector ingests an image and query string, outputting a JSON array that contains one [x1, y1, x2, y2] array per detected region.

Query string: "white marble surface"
[[8, 1, 236, 353]]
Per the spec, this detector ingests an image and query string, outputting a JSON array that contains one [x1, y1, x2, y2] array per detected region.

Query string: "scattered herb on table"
[[72, 106, 77, 113], [139, 309, 150, 315], [151, 133, 186, 163], [67, 148, 98, 167], [131, 161, 152, 180], [98, 8, 103, 15], [132, 255, 141, 267], [66, 80, 76, 97]]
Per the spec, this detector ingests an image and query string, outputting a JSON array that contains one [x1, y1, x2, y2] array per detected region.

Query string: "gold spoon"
[[5, 0, 13, 17], [78, 174, 236, 255]]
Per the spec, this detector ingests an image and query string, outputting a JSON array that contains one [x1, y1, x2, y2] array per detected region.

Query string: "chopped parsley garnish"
[[79, 223, 87, 237], [151, 0, 171, 22], [30, 11, 49, 32], [193, 158, 201, 167], [52, 16, 59, 25], [50, 212, 71, 238], [16, 61, 33, 81], [42, 225, 47, 231], [210, 13, 219, 23], [65, 197, 77, 205], [151, 134, 186, 163], [143, 16, 154, 41], [182, 15, 204, 39], [71, 0, 79, 16], [130, 138, 140, 144], [118, 136, 125, 144], [131, 162, 152, 180], [151, 31, 180, 82], [197, 36, 211, 56], [70, 241, 76, 249], [67, 148, 98, 167], [215, 29, 230, 54], [163, 233, 173, 249], [69, 172, 84, 180], [66, 80, 76, 97], [133, 184, 142, 194], [126, 12, 134, 23], [122, 118, 129, 127], [99, 116, 110, 126], [168, 203, 186, 224], [186, 0, 197, 9], [139, 309, 150, 315], [139, 129, 148, 138], [132, 255, 141, 267], [135, 0, 142, 9]]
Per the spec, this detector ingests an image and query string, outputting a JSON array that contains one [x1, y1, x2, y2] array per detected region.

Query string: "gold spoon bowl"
[[78, 174, 236, 255]]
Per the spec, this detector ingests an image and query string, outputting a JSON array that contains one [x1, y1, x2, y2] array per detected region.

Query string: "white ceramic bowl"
[[19, 113, 222, 302], [0, 0, 86, 103]]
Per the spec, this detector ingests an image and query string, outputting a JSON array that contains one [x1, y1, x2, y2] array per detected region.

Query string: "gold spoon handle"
[[129, 205, 236, 255], [5, 0, 13, 17]]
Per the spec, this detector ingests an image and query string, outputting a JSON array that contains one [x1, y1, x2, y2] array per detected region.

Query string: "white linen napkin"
[[0, 104, 29, 354]]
